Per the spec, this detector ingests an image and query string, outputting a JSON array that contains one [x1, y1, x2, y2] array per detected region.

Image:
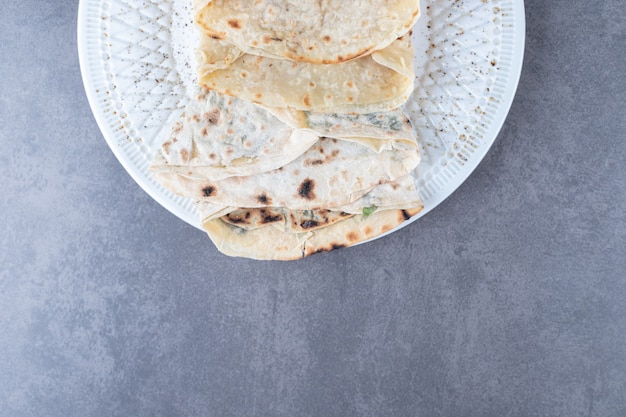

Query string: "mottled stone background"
[[1, 1, 625, 416]]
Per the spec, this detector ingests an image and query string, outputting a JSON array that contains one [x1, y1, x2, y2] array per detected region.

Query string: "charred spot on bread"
[[225, 213, 249, 224], [260, 212, 283, 224], [298, 178, 316, 200], [257, 194, 272, 205], [300, 220, 320, 229], [313, 243, 347, 254], [202, 186, 216, 197]]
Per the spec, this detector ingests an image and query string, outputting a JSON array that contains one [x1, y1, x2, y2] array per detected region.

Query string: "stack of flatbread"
[[150, 0, 423, 260]]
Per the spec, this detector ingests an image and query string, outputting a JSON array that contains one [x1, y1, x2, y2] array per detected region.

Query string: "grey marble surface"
[[1, 1, 625, 416]]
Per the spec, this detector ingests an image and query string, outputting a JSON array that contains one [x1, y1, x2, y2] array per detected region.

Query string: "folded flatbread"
[[196, 175, 423, 260], [149, 0, 424, 259], [194, 0, 420, 65], [150, 90, 318, 181], [263, 106, 416, 152], [196, 32, 415, 113], [200, 205, 422, 260], [196, 174, 424, 223], [150, 90, 418, 184], [153, 136, 419, 210], [150, 90, 421, 209]]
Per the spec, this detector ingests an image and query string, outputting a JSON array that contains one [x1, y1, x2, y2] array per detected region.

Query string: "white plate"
[[78, 0, 525, 234]]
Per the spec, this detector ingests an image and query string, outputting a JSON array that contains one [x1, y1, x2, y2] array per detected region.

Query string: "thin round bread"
[[197, 33, 415, 114], [154, 137, 420, 210], [149, 90, 318, 180], [220, 208, 355, 233], [262, 106, 417, 151], [201, 206, 423, 260], [194, 0, 420, 65], [194, 174, 424, 223]]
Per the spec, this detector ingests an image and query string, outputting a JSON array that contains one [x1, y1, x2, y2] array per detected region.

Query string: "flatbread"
[[220, 208, 355, 233], [195, 174, 424, 222], [263, 106, 416, 152], [154, 137, 420, 210], [202, 206, 423, 260], [194, 174, 423, 259], [149, 90, 318, 181], [194, 0, 420, 65], [147, 2, 424, 260], [197, 33, 415, 113]]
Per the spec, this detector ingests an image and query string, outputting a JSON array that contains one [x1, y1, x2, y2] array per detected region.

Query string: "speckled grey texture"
[[1, 1, 625, 416]]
